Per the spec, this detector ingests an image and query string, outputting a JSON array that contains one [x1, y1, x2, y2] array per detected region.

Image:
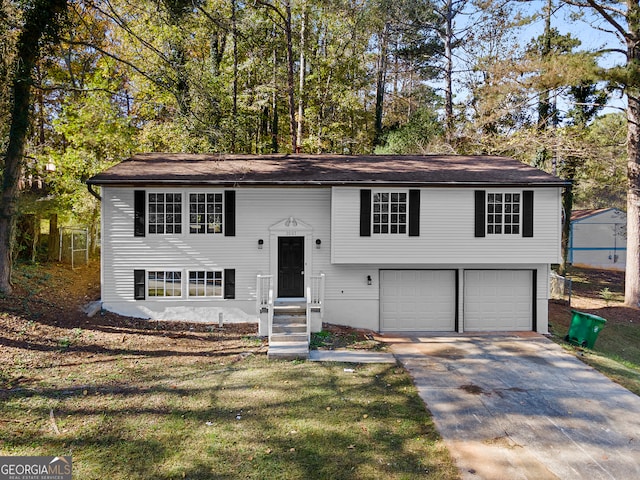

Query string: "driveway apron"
[[388, 334, 640, 480]]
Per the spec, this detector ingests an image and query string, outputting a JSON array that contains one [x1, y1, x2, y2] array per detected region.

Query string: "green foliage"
[[2, 0, 631, 244], [0, 2, 19, 155], [38, 57, 135, 226], [527, 27, 581, 56], [375, 108, 444, 154], [574, 113, 627, 209], [600, 287, 615, 306], [309, 330, 332, 349]]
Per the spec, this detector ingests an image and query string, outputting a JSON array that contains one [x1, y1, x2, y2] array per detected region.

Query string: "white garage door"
[[380, 270, 456, 332], [464, 270, 533, 331]]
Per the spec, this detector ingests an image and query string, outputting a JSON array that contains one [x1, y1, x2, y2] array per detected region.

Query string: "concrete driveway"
[[386, 333, 640, 480]]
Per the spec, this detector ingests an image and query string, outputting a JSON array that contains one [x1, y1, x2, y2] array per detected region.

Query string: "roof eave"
[[86, 179, 569, 188]]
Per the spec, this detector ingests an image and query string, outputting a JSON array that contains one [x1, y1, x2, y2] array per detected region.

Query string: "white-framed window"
[[148, 193, 182, 234], [487, 192, 521, 235], [373, 191, 407, 234], [147, 271, 182, 297], [189, 193, 223, 234], [188, 271, 223, 297]]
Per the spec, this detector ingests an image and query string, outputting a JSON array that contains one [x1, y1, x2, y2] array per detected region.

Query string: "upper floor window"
[[189, 193, 223, 234], [487, 193, 520, 235], [373, 192, 407, 234], [148, 193, 182, 234], [135, 190, 235, 238]]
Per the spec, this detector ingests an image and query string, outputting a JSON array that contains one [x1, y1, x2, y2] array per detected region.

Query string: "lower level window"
[[188, 271, 223, 297], [148, 271, 182, 297]]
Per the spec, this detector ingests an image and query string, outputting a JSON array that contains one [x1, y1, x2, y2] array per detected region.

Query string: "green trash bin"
[[564, 310, 606, 348]]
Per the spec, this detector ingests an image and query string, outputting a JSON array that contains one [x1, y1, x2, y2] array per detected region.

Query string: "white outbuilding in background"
[[570, 208, 627, 270]]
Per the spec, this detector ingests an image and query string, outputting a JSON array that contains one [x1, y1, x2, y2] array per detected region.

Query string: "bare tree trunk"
[[31, 215, 39, 263], [89, 204, 100, 257], [231, 0, 238, 152], [625, 91, 640, 306], [271, 44, 279, 153], [373, 23, 389, 148], [296, 6, 307, 153], [538, 0, 553, 130], [443, 0, 454, 142], [559, 171, 576, 276], [559, 0, 640, 306], [48, 213, 58, 261], [284, 1, 297, 152], [255, 0, 296, 151], [0, 0, 68, 294], [624, 7, 640, 307]]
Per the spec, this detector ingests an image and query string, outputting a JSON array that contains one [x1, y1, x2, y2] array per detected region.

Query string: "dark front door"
[[278, 236, 304, 297]]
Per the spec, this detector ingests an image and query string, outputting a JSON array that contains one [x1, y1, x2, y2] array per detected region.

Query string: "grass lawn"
[[548, 267, 640, 396], [0, 262, 458, 480]]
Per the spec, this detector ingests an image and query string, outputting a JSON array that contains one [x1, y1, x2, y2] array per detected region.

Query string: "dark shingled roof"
[[87, 153, 568, 187]]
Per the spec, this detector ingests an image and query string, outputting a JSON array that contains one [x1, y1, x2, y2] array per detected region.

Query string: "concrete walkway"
[[308, 349, 396, 363], [385, 333, 640, 480]]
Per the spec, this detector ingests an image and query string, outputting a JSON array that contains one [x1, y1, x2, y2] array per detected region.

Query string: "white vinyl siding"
[[99, 185, 554, 333], [332, 187, 561, 264], [380, 270, 456, 332], [101, 187, 332, 304]]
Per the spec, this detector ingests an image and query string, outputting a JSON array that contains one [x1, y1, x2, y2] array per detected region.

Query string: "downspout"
[[87, 183, 102, 201], [569, 220, 574, 264]]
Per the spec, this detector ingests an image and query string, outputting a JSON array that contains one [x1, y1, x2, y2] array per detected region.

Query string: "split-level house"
[[87, 153, 566, 350]]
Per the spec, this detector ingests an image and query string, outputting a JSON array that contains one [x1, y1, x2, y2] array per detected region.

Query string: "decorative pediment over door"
[[269, 217, 313, 235]]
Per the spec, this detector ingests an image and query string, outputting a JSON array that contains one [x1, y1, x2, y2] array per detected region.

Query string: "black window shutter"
[[134, 190, 146, 237], [360, 189, 371, 237], [523, 190, 534, 237], [134, 269, 145, 300], [409, 190, 420, 236], [224, 269, 236, 299], [224, 190, 236, 237], [474, 190, 486, 238]]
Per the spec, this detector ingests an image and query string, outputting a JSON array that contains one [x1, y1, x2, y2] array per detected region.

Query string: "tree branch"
[[561, 0, 630, 41], [253, 0, 288, 26], [63, 39, 170, 90]]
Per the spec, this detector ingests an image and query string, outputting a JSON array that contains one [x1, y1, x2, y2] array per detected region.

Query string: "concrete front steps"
[[267, 300, 309, 360]]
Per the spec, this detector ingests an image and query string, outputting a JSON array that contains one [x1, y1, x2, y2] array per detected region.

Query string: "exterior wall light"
[[367, 275, 372, 285], [258, 239, 264, 249], [315, 239, 322, 249]]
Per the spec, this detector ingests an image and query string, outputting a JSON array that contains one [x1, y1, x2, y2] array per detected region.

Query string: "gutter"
[[85, 179, 571, 188], [87, 183, 102, 201]]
